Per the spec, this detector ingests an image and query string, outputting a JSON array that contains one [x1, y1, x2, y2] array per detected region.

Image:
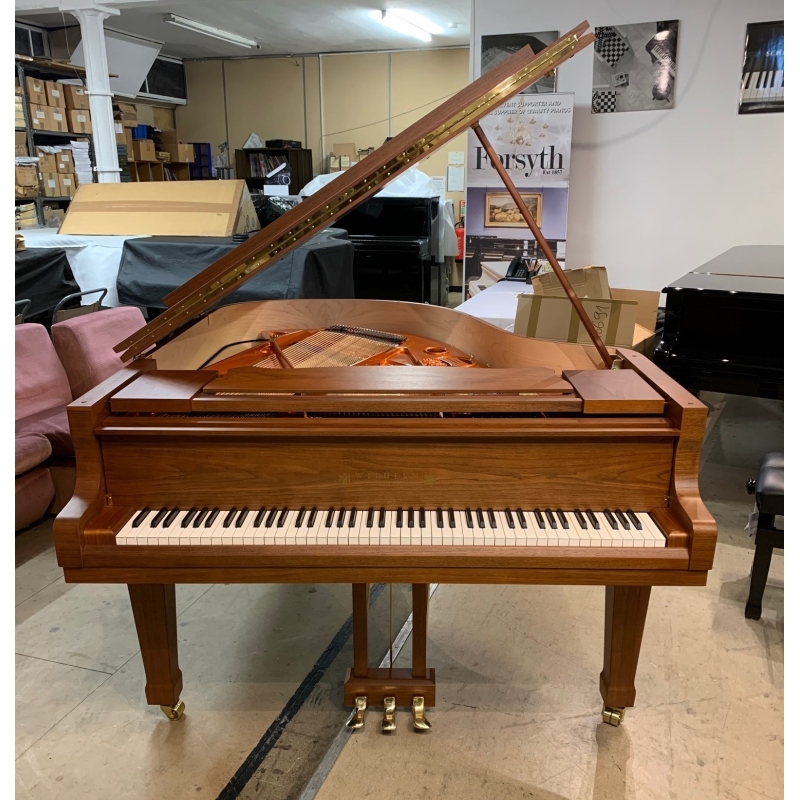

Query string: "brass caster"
[[602, 706, 625, 727], [160, 699, 185, 721], [347, 696, 367, 730], [412, 696, 431, 732], [381, 696, 397, 733]]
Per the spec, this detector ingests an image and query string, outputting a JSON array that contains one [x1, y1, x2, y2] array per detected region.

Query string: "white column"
[[71, 6, 120, 182]]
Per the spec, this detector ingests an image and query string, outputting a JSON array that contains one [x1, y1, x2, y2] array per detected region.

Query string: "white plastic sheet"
[[299, 167, 436, 198]]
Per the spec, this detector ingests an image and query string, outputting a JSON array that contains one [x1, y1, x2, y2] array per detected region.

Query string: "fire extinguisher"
[[455, 218, 465, 261]]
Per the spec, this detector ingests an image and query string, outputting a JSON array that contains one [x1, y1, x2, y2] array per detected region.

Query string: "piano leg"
[[599, 585, 651, 726], [128, 584, 184, 721]]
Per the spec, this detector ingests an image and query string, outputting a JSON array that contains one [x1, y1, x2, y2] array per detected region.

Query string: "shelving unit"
[[189, 143, 213, 180], [234, 147, 312, 195], [15, 58, 95, 225]]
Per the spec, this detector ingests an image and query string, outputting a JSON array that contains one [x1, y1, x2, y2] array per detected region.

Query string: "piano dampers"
[[327, 325, 406, 344]]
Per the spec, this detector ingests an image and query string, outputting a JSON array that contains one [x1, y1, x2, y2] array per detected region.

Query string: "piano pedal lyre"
[[381, 696, 397, 733], [160, 699, 185, 721], [412, 696, 432, 732], [601, 706, 625, 727], [347, 696, 367, 730]]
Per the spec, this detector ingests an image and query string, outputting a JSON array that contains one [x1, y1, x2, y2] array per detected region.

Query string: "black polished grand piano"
[[654, 245, 783, 399]]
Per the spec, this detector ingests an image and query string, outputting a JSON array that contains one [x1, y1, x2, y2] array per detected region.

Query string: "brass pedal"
[[346, 696, 367, 730], [160, 699, 185, 721], [601, 706, 625, 727], [411, 696, 431, 732], [381, 696, 397, 733]]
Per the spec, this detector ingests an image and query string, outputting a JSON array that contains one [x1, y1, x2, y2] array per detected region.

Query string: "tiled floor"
[[15, 394, 783, 800]]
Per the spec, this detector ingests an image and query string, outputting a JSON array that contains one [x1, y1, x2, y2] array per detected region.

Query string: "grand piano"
[[654, 245, 783, 399], [54, 25, 716, 733]]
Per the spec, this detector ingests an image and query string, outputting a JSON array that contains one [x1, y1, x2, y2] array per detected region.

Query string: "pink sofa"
[[15, 324, 74, 531], [52, 306, 145, 399]]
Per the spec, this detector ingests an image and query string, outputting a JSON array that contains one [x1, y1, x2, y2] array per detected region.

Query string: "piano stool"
[[745, 452, 784, 620]]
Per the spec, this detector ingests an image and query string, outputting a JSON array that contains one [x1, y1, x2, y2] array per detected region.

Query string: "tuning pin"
[[381, 696, 397, 733], [412, 696, 431, 732], [346, 696, 367, 730]]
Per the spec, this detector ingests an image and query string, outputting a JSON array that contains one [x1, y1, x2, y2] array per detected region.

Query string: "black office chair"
[[51, 288, 108, 326], [15, 299, 31, 325], [744, 452, 784, 620]]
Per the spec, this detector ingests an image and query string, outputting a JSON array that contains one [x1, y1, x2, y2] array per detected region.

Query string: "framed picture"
[[484, 192, 542, 228], [739, 21, 783, 114]]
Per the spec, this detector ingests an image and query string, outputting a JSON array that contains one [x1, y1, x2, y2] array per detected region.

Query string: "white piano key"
[[564, 512, 590, 547], [639, 513, 665, 547]]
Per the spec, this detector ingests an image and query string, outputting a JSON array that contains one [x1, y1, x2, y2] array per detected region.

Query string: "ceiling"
[[16, 0, 471, 59]]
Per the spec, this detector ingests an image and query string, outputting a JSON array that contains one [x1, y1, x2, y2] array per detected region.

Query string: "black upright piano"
[[654, 245, 783, 399], [334, 196, 444, 305]]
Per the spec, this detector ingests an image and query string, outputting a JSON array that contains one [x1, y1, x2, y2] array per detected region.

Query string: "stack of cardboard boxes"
[[37, 147, 77, 199], [26, 78, 93, 134], [113, 101, 136, 159], [328, 144, 375, 173]]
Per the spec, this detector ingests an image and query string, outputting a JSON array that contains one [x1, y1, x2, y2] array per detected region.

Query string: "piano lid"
[[115, 22, 594, 361]]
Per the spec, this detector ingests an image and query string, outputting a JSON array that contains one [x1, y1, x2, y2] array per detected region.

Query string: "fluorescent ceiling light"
[[368, 9, 440, 42], [163, 14, 258, 49]]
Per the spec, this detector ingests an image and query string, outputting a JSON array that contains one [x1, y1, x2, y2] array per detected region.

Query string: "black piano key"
[[336, 507, 346, 527], [626, 510, 642, 530], [307, 507, 317, 527], [544, 509, 557, 530], [603, 509, 619, 530], [133, 507, 151, 528], [181, 508, 198, 528], [614, 509, 630, 530], [556, 509, 569, 530], [193, 507, 209, 528], [465, 508, 474, 528], [205, 508, 220, 528], [448, 508, 456, 529], [254, 507, 267, 528], [408, 507, 414, 528], [436, 508, 444, 529], [487, 508, 497, 529], [533, 509, 545, 529], [266, 507, 279, 528], [151, 507, 168, 528], [395, 507, 403, 528], [586, 510, 600, 530], [277, 507, 289, 527], [324, 507, 335, 528], [223, 508, 238, 528], [348, 507, 357, 528], [378, 507, 386, 528], [366, 507, 374, 527], [573, 509, 587, 529], [516, 509, 527, 528], [236, 507, 250, 528], [163, 507, 180, 528], [295, 507, 307, 527], [476, 508, 485, 529], [419, 507, 426, 528], [504, 508, 515, 529]]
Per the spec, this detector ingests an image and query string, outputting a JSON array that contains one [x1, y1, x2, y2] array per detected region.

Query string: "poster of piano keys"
[[739, 21, 784, 114], [463, 94, 573, 300], [591, 21, 679, 113]]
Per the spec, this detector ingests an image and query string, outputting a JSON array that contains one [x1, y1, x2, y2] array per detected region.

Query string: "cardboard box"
[[63, 84, 90, 110], [15, 79, 23, 97], [163, 143, 195, 163], [15, 164, 39, 187], [132, 139, 157, 162], [531, 265, 611, 300], [42, 206, 66, 226], [40, 171, 61, 197], [68, 109, 92, 134], [114, 102, 138, 127], [152, 106, 175, 131], [608, 287, 659, 331], [328, 154, 341, 172], [333, 142, 358, 159], [114, 122, 134, 154], [56, 150, 75, 173], [29, 103, 49, 130], [36, 149, 58, 173], [15, 96, 25, 127], [58, 173, 77, 197], [26, 77, 47, 105], [15, 185, 39, 199], [514, 294, 639, 347], [15, 131, 28, 157], [46, 81, 66, 107], [60, 180, 262, 237]]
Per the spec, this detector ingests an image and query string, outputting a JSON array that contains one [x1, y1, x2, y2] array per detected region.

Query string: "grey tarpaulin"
[[116, 228, 354, 310]]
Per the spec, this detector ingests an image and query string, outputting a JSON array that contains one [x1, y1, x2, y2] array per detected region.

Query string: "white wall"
[[471, 0, 784, 291]]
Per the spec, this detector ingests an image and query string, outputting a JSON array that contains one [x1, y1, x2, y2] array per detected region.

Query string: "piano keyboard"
[[116, 506, 666, 548]]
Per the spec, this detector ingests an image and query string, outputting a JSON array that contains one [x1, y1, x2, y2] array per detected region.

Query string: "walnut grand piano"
[[54, 24, 716, 732]]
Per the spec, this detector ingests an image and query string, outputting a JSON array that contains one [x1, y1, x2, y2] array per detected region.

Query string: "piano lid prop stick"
[[262, 331, 294, 369], [471, 123, 616, 370]]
